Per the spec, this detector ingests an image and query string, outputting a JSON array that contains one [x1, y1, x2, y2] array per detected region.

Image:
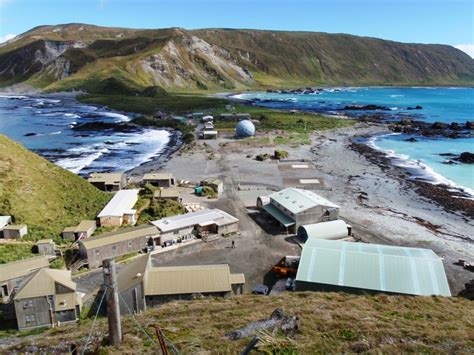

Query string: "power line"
[[81, 287, 107, 355]]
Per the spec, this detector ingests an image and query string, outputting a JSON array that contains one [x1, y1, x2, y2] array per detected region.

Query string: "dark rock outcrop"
[[343, 104, 390, 111], [453, 152, 474, 164]]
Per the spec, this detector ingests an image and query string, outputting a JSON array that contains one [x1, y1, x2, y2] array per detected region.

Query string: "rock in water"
[[454, 152, 474, 164]]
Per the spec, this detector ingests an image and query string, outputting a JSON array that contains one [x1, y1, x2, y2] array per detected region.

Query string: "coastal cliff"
[[0, 24, 473, 92]]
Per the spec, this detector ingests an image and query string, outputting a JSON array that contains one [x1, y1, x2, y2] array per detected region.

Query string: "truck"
[[271, 256, 300, 278]]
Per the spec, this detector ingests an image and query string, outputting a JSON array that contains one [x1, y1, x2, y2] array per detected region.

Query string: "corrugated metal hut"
[[295, 239, 451, 296], [297, 220, 349, 242]]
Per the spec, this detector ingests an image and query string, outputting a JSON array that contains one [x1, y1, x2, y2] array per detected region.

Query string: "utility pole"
[[103, 259, 122, 346]]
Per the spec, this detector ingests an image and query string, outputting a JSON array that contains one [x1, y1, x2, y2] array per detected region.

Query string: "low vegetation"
[[79, 93, 228, 115], [0, 135, 110, 258], [0, 243, 35, 264], [2, 292, 472, 353], [201, 186, 218, 199], [274, 150, 289, 159], [137, 185, 185, 224]]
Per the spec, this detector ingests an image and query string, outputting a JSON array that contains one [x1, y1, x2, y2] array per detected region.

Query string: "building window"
[[173, 231, 179, 235], [128, 241, 132, 248], [25, 314, 36, 323], [112, 245, 117, 251], [23, 300, 34, 309], [1, 284, 8, 297], [95, 250, 100, 255]]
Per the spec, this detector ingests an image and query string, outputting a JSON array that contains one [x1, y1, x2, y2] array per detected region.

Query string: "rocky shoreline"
[[230, 93, 473, 214], [126, 129, 183, 179], [350, 139, 474, 219]]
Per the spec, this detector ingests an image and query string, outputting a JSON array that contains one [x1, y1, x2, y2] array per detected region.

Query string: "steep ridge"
[[0, 23, 472, 92]]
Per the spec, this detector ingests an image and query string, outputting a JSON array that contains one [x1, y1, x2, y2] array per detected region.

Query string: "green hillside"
[[0, 135, 110, 241], [0, 23, 472, 92], [1, 292, 472, 353]]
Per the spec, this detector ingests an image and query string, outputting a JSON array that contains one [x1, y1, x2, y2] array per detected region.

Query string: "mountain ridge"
[[0, 23, 473, 92]]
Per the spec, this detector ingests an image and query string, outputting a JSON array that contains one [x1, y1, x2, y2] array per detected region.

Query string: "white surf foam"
[[368, 134, 474, 197], [33, 131, 63, 136], [64, 113, 80, 118], [42, 98, 61, 103], [56, 147, 110, 174], [0, 94, 29, 99], [96, 111, 130, 122]]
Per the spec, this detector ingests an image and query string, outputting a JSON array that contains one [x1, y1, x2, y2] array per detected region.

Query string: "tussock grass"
[[0, 243, 35, 264], [3, 292, 472, 353], [0, 135, 110, 256], [79, 93, 228, 115]]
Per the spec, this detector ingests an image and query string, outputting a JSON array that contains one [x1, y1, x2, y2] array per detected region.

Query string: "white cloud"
[[454, 44, 474, 58], [0, 33, 16, 43]]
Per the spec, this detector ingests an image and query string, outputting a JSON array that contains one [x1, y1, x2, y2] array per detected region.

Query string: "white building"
[[259, 188, 340, 234], [97, 189, 139, 227], [151, 209, 238, 246]]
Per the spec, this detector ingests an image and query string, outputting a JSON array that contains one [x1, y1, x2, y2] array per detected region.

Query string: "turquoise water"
[[369, 135, 474, 194], [236, 87, 474, 193]]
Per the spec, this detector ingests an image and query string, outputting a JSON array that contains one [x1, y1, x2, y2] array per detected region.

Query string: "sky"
[[0, 0, 473, 57]]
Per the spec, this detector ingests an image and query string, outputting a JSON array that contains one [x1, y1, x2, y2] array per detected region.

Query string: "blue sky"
[[1, 0, 473, 56]]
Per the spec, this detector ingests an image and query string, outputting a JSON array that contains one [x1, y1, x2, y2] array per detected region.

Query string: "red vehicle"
[[272, 256, 300, 278]]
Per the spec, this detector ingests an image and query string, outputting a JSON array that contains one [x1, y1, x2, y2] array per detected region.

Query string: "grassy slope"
[[194, 29, 474, 87], [0, 135, 110, 246], [78, 93, 229, 114], [2, 292, 472, 353]]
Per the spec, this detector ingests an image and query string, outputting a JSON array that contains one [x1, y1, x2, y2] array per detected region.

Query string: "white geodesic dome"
[[235, 120, 255, 138]]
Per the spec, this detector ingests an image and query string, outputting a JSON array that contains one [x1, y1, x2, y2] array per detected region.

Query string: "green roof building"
[[295, 239, 451, 296]]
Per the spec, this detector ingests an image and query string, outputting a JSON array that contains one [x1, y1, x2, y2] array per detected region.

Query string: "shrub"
[[274, 150, 289, 159], [202, 186, 218, 199], [182, 133, 195, 144], [141, 85, 168, 97], [256, 153, 271, 161], [147, 200, 185, 220]]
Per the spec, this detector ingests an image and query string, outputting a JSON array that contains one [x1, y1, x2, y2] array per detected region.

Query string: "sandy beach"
[[128, 121, 474, 295]]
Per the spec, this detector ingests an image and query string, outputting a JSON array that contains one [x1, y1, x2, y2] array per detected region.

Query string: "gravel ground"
[[123, 122, 474, 295]]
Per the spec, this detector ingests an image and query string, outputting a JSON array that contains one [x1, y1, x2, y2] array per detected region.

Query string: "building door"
[[132, 288, 139, 313]]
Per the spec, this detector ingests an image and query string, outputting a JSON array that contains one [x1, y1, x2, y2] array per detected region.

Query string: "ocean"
[[235, 87, 474, 194], [0, 94, 171, 175]]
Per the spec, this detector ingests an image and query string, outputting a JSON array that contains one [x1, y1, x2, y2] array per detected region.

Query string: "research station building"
[[97, 189, 139, 227], [295, 239, 451, 296], [143, 173, 176, 188], [2, 224, 28, 239], [62, 220, 97, 241], [0, 256, 50, 303], [259, 188, 339, 234], [88, 172, 126, 192], [117, 254, 245, 314], [79, 224, 160, 268], [151, 208, 238, 246], [13, 269, 82, 330]]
